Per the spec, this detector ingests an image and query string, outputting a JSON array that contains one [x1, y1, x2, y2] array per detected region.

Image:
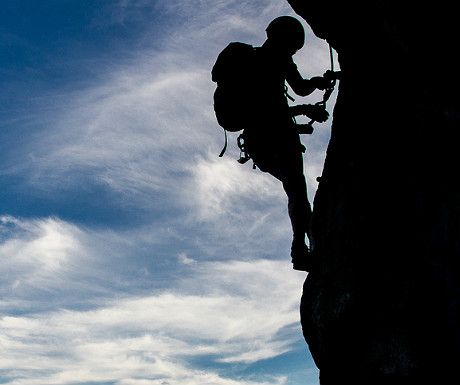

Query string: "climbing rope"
[[329, 44, 335, 72]]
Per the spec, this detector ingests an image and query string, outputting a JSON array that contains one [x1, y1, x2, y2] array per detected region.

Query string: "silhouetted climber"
[[212, 16, 334, 271]]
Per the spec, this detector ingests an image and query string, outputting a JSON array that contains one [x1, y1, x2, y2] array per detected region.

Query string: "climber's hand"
[[323, 70, 342, 82], [300, 104, 329, 122], [289, 104, 309, 117], [310, 76, 329, 91]]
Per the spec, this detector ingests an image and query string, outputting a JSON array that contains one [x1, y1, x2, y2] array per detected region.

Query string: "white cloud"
[[178, 252, 197, 265], [0, 217, 307, 384], [187, 154, 284, 220], [0, 216, 83, 293], [0, 216, 171, 311]]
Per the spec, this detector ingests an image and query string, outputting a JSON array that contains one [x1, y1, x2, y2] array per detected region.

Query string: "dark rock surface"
[[287, 1, 460, 383]]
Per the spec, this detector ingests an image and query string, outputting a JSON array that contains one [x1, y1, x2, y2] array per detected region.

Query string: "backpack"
[[211, 42, 256, 157]]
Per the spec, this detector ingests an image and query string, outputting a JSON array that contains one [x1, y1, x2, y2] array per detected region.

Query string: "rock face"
[[287, 1, 460, 384]]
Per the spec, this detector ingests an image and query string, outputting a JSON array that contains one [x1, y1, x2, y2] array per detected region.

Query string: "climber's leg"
[[278, 152, 313, 271]]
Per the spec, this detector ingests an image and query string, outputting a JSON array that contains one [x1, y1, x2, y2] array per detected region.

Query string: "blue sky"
[[0, 1, 337, 384]]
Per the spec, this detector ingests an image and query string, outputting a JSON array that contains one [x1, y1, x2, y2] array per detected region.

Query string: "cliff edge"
[[287, 1, 460, 383]]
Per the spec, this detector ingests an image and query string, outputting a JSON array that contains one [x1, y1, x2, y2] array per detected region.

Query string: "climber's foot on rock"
[[291, 239, 312, 272]]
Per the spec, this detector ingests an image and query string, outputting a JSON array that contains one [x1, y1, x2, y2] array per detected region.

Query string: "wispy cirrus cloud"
[[0, 283, 299, 385]]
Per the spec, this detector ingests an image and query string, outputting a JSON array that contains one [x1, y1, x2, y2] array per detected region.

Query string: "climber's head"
[[265, 16, 305, 55]]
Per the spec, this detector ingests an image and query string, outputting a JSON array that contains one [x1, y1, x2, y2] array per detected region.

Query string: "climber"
[[241, 16, 330, 271]]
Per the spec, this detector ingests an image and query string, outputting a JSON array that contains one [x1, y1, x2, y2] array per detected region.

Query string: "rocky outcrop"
[[287, 1, 460, 384]]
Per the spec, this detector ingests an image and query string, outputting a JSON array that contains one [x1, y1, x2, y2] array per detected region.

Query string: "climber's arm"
[[287, 69, 314, 96], [287, 72, 330, 96], [286, 61, 329, 97]]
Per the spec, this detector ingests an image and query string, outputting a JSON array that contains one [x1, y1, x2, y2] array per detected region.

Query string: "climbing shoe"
[[291, 239, 312, 272]]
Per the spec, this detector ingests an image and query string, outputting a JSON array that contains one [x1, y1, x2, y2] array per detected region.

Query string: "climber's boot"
[[288, 201, 312, 271], [291, 235, 312, 271]]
